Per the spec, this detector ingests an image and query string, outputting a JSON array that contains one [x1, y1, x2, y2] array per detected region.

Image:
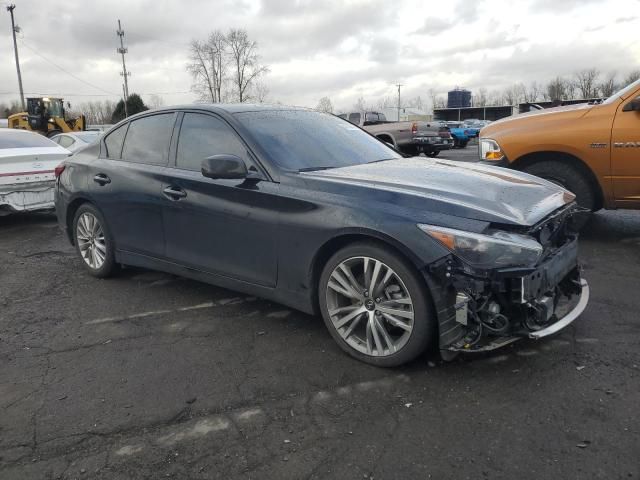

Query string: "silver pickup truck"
[[338, 111, 452, 157]]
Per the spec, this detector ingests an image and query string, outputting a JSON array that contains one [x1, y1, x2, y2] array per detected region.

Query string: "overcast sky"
[[1, 0, 639, 111]]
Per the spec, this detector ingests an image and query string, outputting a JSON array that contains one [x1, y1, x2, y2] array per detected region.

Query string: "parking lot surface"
[[1, 149, 639, 479]]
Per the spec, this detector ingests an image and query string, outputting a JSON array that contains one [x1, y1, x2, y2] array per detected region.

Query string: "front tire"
[[318, 242, 435, 367], [426, 151, 439, 158], [73, 204, 118, 278], [522, 161, 597, 211]]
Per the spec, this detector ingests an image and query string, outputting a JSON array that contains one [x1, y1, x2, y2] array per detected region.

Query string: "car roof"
[[140, 103, 310, 116]]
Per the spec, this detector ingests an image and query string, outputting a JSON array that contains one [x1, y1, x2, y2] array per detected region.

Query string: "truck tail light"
[[411, 122, 417, 135], [54, 163, 66, 178]]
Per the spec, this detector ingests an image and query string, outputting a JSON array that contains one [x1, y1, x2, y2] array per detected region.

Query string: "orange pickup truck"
[[479, 79, 640, 211]]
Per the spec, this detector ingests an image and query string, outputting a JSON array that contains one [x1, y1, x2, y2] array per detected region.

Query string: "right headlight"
[[418, 224, 543, 269], [479, 138, 504, 161]]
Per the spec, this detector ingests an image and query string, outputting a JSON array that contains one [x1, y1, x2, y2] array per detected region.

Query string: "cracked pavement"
[[1, 195, 639, 478]]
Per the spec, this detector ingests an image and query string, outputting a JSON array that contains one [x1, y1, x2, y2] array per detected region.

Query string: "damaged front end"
[[422, 204, 590, 353]]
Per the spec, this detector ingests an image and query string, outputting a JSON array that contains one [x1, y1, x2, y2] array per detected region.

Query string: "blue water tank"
[[447, 89, 472, 108]]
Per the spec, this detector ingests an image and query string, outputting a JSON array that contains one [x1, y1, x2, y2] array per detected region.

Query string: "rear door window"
[[348, 113, 361, 124], [175, 113, 247, 172], [103, 124, 128, 159], [121, 113, 174, 166]]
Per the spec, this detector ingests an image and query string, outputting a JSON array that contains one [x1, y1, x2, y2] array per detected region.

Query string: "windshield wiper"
[[298, 166, 338, 172]]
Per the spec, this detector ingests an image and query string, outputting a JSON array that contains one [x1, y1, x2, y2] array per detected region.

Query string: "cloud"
[[0, 0, 638, 112]]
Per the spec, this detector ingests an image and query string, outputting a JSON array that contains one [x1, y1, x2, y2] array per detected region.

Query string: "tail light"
[[411, 122, 417, 135], [54, 163, 66, 178]]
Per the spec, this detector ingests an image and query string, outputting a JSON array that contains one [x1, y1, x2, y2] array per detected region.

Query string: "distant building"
[[447, 88, 472, 108], [434, 105, 517, 122]]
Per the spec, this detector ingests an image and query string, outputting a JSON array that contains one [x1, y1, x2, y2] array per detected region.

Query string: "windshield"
[[235, 110, 401, 171], [0, 131, 59, 149], [603, 78, 640, 105]]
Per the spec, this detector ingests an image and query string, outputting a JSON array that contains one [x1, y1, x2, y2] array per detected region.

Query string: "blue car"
[[444, 122, 470, 148]]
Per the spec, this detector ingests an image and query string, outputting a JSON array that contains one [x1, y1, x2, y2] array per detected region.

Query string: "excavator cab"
[[9, 97, 85, 137]]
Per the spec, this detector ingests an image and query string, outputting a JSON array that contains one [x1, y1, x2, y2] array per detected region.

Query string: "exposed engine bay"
[[427, 204, 590, 352]]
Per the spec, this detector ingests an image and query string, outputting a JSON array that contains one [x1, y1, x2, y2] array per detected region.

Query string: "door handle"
[[163, 186, 187, 201], [93, 173, 111, 185]]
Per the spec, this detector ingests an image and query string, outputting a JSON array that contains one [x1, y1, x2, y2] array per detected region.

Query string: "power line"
[[18, 39, 117, 95]]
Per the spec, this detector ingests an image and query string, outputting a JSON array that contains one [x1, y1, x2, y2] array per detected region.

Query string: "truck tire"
[[47, 129, 62, 138], [522, 161, 596, 211], [426, 151, 439, 157]]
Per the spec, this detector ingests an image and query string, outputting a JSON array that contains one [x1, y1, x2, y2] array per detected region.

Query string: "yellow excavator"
[[8, 97, 86, 137]]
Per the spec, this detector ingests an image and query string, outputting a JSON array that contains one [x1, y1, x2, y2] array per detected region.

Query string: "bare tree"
[[226, 29, 269, 103], [474, 88, 488, 107], [187, 40, 216, 102], [316, 97, 333, 113], [187, 30, 228, 103], [354, 96, 367, 113], [598, 72, 618, 97], [405, 96, 424, 110], [623, 70, 640, 86], [523, 82, 542, 103], [376, 96, 395, 109], [75, 100, 117, 125], [573, 69, 600, 99], [254, 82, 270, 103], [147, 94, 165, 109], [545, 76, 568, 101], [502, 83, 526, 105]]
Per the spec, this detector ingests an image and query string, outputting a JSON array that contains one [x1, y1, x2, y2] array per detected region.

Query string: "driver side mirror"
[[201, 154, 248, 180], [622, 96, 640, 112]]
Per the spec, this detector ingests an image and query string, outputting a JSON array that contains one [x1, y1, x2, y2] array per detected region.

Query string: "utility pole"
[[116, 19, 131, 115], [122, 84, 128, 118], [396, 83, 402, 122], [6, 4, 25, 110]]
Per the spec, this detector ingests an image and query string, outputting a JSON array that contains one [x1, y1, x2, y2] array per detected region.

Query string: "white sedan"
[[0, 129, 70, 215], [50, 131, 102, 153]]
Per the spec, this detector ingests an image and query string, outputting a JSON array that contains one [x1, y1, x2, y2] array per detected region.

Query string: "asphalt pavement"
[[1, 150, 639, 479]]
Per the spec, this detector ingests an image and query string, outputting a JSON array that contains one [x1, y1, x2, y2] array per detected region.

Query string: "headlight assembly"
[[418, 224, 543, 269], [479, 138, 504, 161]]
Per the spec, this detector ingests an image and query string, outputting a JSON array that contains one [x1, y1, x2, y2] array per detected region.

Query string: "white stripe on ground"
[[85, 298, 245, 325], [114, 374, 410, 457]]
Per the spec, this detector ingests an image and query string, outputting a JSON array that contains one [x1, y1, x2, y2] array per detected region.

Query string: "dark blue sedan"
[[54, 104, 589, 366]]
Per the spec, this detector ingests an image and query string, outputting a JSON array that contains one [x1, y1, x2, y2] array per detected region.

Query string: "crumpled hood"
[[302, 157, 575, 226]]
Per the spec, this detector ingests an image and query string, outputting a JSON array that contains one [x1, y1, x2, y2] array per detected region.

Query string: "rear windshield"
[[234, 110, 401, 171], [0, 131, 59, 149]]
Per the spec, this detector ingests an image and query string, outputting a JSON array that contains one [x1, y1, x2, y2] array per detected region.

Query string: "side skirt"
[[115, 250, 314, 315]]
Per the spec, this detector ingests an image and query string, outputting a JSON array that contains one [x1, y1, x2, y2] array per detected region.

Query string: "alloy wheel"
[[325, 256, 414, 357], [76, 212, 107, 270]]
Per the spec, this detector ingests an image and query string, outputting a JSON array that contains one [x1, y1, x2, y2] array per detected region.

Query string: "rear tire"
[[72, 204, 118, 278], [522, 161, 597, 211], [426, 151, 439, 157], [318, 242, 436, 367]]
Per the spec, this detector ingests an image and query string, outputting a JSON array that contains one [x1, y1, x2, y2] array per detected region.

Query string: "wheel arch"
[[511, 151, 604, 210], [65, 196, 96, 245], [375, 133, 395, 147]]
